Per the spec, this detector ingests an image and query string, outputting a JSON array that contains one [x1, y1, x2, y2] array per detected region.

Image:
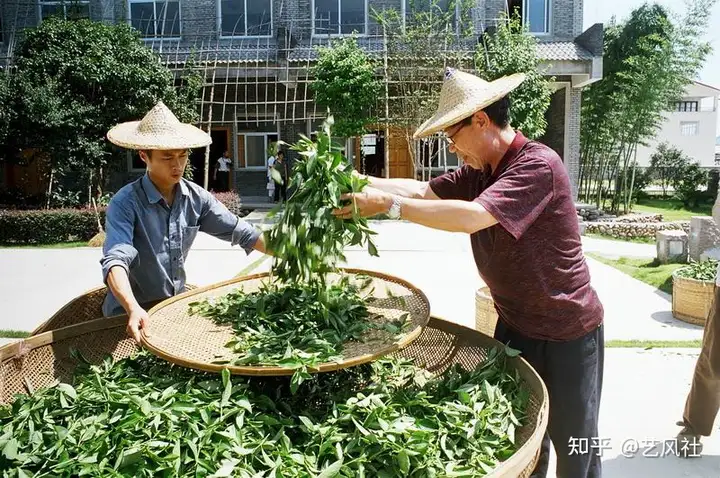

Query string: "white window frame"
[[218, 0, 273, 39], [127, 0, 182, 40], [238, 132, 278, 170], [311, 0, 369, 37], [523, 0, 552, 36], [415, 136, 461, 172], [38, 0, 90, 22], [680, 121, 700, 137]]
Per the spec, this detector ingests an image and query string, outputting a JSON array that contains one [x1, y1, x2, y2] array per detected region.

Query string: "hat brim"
[[413, 73, 526, 139], [107, 121, 212, 150]]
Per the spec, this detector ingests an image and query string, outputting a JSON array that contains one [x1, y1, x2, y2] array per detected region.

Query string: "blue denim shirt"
[[100, 174, 261, 317]]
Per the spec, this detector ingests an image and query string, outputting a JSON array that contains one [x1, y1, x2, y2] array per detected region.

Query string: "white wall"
[[635, 82, 719, 169]]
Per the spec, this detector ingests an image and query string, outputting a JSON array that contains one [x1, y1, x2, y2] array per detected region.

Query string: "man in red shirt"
[[334, 68, 604, 478]]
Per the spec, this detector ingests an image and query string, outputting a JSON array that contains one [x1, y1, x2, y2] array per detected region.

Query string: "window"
[[220, 0, 272, 37], [313, 0, 366, 36], [39, 1, 90, 21], [673, 101, 699, 112], [416, 136, 460, 171], [129, 0, 180, 39], [507, 0, 550, 34], [680, 121, 699, 136], [241, 132, 278, 168], [715, 152, 720, 166]]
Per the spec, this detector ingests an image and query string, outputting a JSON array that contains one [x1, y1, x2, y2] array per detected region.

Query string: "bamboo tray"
[[141, 269, 432, 376], [0, 315, 548, 478], [672, 272, 715, 326]]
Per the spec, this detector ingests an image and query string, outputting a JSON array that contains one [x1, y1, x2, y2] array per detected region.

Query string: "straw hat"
[[413, 68, 526, 139], [107, 101, 211, 150]]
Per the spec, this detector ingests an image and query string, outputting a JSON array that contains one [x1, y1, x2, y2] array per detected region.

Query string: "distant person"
[[214, 150, 232, 192], [272, 150, 288, 203], [267, 151, 276, 199]]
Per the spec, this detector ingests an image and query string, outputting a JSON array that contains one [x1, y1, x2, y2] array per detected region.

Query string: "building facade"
[[1, 0, 604, 201], [635, 81, 720, 170]]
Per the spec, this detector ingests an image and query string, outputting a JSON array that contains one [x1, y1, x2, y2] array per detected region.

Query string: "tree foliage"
[[310, 36, 382, 138], [474, 13, 554, 139], [1, 17, 203, 206], [648, 142, 690, 196], [579, 0, 715, 213]]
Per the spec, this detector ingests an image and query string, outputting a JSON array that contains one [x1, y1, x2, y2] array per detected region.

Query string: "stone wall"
[[690, 216, 720, 261], [585, 221, 690, 240]]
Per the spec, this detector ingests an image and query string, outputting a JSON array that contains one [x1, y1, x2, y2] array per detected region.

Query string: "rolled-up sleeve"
[[100, 197, 139, 284], [199, 193, 261, 254]]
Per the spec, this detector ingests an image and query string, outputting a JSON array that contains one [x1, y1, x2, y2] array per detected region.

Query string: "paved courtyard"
[[0, 218, 718, 476]]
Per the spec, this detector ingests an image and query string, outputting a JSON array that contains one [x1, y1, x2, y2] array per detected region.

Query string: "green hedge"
[[0, 208, 106, 245]]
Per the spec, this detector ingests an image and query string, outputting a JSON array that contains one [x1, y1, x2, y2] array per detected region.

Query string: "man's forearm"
[[106, 266, 142, 315], [389, 196, 497, 234], [363, 175, 431, 199]]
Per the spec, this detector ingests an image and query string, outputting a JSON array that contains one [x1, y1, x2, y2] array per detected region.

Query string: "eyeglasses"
[[444, 123, 466, 145]]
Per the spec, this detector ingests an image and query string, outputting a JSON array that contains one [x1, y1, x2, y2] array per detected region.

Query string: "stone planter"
[[672, 272, 715, 326]]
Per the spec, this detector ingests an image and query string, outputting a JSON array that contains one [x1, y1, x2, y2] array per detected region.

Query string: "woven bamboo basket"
[[476, 286, 499, 336], [30, 284, 198, 335], [0, 315, 548, 478], [142, 269, 432, 376], [672, 272, 715, 326]]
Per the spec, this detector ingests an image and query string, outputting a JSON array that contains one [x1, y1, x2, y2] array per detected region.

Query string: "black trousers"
[[216, 171, 229, 192], [494, 319, 604, 478], [274, 182, 287, 202]]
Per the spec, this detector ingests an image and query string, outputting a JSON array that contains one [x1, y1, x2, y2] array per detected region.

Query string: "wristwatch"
[[387, 195, 403, 219]]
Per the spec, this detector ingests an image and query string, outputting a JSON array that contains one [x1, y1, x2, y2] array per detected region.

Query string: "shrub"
[[212, 191, 250, 217], [0, 208, 105, 245]]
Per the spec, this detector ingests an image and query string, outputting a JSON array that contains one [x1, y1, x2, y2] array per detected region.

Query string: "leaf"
[[398, 449, 410, 474], [209, 458, 240, 477], [56, 383, 77, 400], [3, 438, 18, 460], [221, 369, 232, 407], [318, 457, 343, 478], [504, 345, 521, 357]]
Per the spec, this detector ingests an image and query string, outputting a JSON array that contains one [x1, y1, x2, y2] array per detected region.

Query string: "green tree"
[[673, 162, 709, 208], [474, 13, 554, 139], [310, 36, 382, 138], [648, 142, 690, 197], [579, 0, 715, 213], [3, 17, 203, 206]]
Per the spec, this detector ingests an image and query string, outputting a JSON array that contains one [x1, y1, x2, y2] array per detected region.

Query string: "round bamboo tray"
[[476, 286, 499, 336], [30, 284, 198, 335], [672, 272, 715, 326], [0, 315, 548, 478], [141, 269, 432, 376]]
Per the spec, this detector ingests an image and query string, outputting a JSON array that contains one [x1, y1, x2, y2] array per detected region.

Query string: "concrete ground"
[[0, 217, 717, 476]]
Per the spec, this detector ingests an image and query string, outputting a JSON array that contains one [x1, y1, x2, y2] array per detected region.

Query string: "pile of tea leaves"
[[189, 117, 388, 381], [0, 346, 529, 477]]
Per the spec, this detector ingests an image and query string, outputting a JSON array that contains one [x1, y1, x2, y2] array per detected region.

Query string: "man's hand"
[[333, 187, 393, 219], [126, 307, 150, 344]]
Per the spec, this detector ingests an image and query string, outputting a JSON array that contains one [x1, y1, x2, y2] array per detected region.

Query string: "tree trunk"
[[46, 168, 54, 210]]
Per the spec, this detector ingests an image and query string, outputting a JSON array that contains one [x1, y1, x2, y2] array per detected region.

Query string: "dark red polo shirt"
[[429, 131, 603, 341]]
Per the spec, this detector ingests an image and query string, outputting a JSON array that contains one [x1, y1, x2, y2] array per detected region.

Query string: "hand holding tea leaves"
[[189, 117, 390, 389]]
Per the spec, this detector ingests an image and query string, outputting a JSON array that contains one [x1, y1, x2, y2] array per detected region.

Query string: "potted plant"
[[672, 259, 718, 326]]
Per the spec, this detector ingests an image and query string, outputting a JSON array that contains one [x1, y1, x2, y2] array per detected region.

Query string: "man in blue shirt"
[[101, 101, 267, 343]]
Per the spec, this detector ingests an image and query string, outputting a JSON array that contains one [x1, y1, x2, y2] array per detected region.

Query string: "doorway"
[[360, 131, 385, 177], [188, 128, 230, 190]]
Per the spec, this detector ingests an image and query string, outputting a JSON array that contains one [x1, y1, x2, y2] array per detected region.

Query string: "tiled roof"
[[287, 37, 477, 62], [535, 41, 595, 61], [150, 42, 278, 64]]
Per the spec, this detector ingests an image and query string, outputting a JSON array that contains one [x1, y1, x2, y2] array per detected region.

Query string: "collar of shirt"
[[490, 130, 529, 180], [141, 173, 190, 205]]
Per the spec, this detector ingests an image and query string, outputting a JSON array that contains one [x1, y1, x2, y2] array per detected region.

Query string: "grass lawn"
[[586, 253, 683, 295], [632, 197, 711, 221], [0, 241, 88, 249]]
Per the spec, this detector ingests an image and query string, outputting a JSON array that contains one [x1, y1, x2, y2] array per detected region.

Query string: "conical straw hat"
[[413, 68, 526, 139], [107, 101, 212, 150]]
